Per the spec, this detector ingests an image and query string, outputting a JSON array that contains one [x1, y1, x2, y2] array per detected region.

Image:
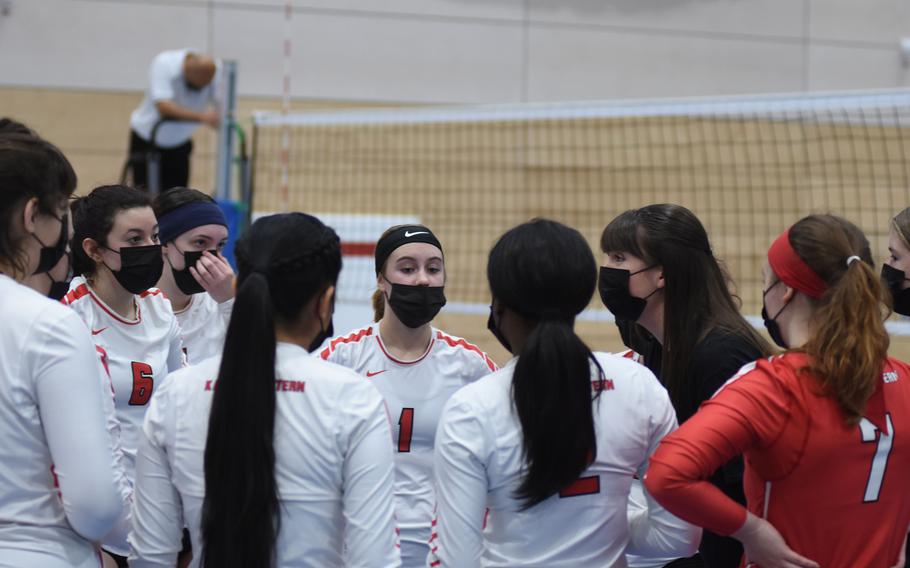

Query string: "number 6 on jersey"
[[129, 361, 155, 406]]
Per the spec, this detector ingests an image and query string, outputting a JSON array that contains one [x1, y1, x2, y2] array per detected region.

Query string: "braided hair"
[[200, 213, 340, 568]]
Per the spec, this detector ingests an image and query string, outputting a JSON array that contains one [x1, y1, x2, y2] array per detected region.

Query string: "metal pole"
[[215, 60, 238, 200]]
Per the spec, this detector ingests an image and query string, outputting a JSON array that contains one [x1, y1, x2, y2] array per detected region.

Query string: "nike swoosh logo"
[[366, 370, 387, 378], [91, 327, 107, 335], [404, 231, 428, 238]]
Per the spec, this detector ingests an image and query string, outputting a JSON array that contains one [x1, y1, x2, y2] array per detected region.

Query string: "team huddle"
[[1, 120, 909, 568]]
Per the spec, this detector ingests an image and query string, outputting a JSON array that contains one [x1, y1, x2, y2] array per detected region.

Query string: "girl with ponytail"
[[129, 213, 400, 567], [646, 214, 910, 568], [429, 219, 700, 566]]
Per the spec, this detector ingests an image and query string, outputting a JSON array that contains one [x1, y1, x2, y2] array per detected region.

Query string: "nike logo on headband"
[[405, 231, 429, 237]]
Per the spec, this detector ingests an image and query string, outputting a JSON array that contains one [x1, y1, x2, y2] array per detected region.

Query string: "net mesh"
[[250, 90, 910, 320]]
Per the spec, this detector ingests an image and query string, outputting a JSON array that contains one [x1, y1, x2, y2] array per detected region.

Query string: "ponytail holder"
[[846, 255, 861, 267]]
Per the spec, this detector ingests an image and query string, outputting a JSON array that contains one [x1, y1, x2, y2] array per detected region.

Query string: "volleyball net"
[[249, 89, 910, 326]]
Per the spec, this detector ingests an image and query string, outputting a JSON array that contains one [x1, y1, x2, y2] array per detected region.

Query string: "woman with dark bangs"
[[598, 204, 772, 568]]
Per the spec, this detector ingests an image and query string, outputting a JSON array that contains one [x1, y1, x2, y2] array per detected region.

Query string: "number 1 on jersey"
[[860, 413, 893, 503], [398, 408, 415, 453]]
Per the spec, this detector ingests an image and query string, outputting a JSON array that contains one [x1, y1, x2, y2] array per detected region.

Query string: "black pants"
[[128, 130, 192, 192]]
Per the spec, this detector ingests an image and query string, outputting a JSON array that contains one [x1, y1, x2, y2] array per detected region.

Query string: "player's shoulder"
[[160, 355, 221, 397], [433, 328, 497, 372], [138, 287, 170, 306], [318, 323, 377, 360], [3, 277, 83, 332], [711, 352, 799, 399], [448, 360, 514, 410], [590, 351, 670, 407], [61, 276, 92, 307]]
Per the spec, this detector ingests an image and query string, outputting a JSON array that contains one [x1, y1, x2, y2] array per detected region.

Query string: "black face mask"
[[32, 213, 68, 275], [309, 295, 335, 353], [385, 281, 446, 328], [46, 252, 73, 301], [761, 280, 790, 349], [104, 244, 164, 295], [169, 248, 216, 295], [598, 265, 659, 322], [487, 304, 512, 354], [882, 264, 910, 316]]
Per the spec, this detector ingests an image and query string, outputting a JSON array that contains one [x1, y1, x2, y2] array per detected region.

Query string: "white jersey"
[[174, 294, 231, 365], [129, 344, 400, 567], [0, 275, 123, 567], [94, 345, 135, 557], [428, 353, 700, 568], [63, 276, 184, 480], [320, 323, 496, 566]]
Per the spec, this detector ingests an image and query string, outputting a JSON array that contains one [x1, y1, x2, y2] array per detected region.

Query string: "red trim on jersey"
[[436, 331, 497, 371], [319, 326, 374, 360], [62, 283, 90, 305], [139, 288, 169, 300], [66, 282, 142, 325], [341, 242, 377, 256], [89, 289, 141, 326], [375, 333, 435, 365]]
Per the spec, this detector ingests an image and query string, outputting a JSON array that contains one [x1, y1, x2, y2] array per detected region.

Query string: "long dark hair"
[[788, 215, 889, 425], [0, 131, 76, 277], [200, 213, 340, 568], [488, 218, 599, 509], [70, 185, 151, 276], [601, 204, 772, 412]]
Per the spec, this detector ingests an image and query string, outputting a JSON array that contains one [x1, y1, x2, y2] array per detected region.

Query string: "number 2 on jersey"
[[398, 408, 415, 453], [859, 413, 893, 502], [128, 361, 154, 406]]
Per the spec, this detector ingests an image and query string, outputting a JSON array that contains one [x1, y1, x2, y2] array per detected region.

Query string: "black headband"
[[375, 225, 443, 274]]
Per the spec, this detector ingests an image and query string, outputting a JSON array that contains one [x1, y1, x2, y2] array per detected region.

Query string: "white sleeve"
[[216, 297, 233, 330], [626, 374, 701, 559], [340, 382, 401, 568], [428, 396, 489, 568], [96, 348, 134, 555], [149, 52, 176, 102], [29, 309, 124, 541], [167, 316, 186, 372], [129, 377, 184, 568]]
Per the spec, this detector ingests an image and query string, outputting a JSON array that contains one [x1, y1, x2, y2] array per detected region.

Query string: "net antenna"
[[280, 0, 292, 212]]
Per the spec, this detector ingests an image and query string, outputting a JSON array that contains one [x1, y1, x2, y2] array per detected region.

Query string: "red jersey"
[[645, 352, 910, 568]]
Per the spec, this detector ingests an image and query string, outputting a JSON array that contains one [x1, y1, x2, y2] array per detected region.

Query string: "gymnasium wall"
[[3, 0, 910, 360], [2, 0, 909, 192]]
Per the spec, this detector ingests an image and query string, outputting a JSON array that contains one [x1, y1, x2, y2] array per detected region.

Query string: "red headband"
[[768, 229, 828, 299]]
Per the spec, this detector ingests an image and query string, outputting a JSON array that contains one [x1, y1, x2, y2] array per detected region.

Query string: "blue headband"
[[158, 201, 228, 244]]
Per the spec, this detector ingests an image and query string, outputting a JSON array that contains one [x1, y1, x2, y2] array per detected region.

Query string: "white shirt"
[[63, 276, 184, 481], [0, 275, 123, 567], [129, 49, 221, 148], [428, 353, 700, 568], [174, 294, 232, 365], [320, 323, 496, 565], [128, 344, 401, 567], [94, 346, 135, 557]]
